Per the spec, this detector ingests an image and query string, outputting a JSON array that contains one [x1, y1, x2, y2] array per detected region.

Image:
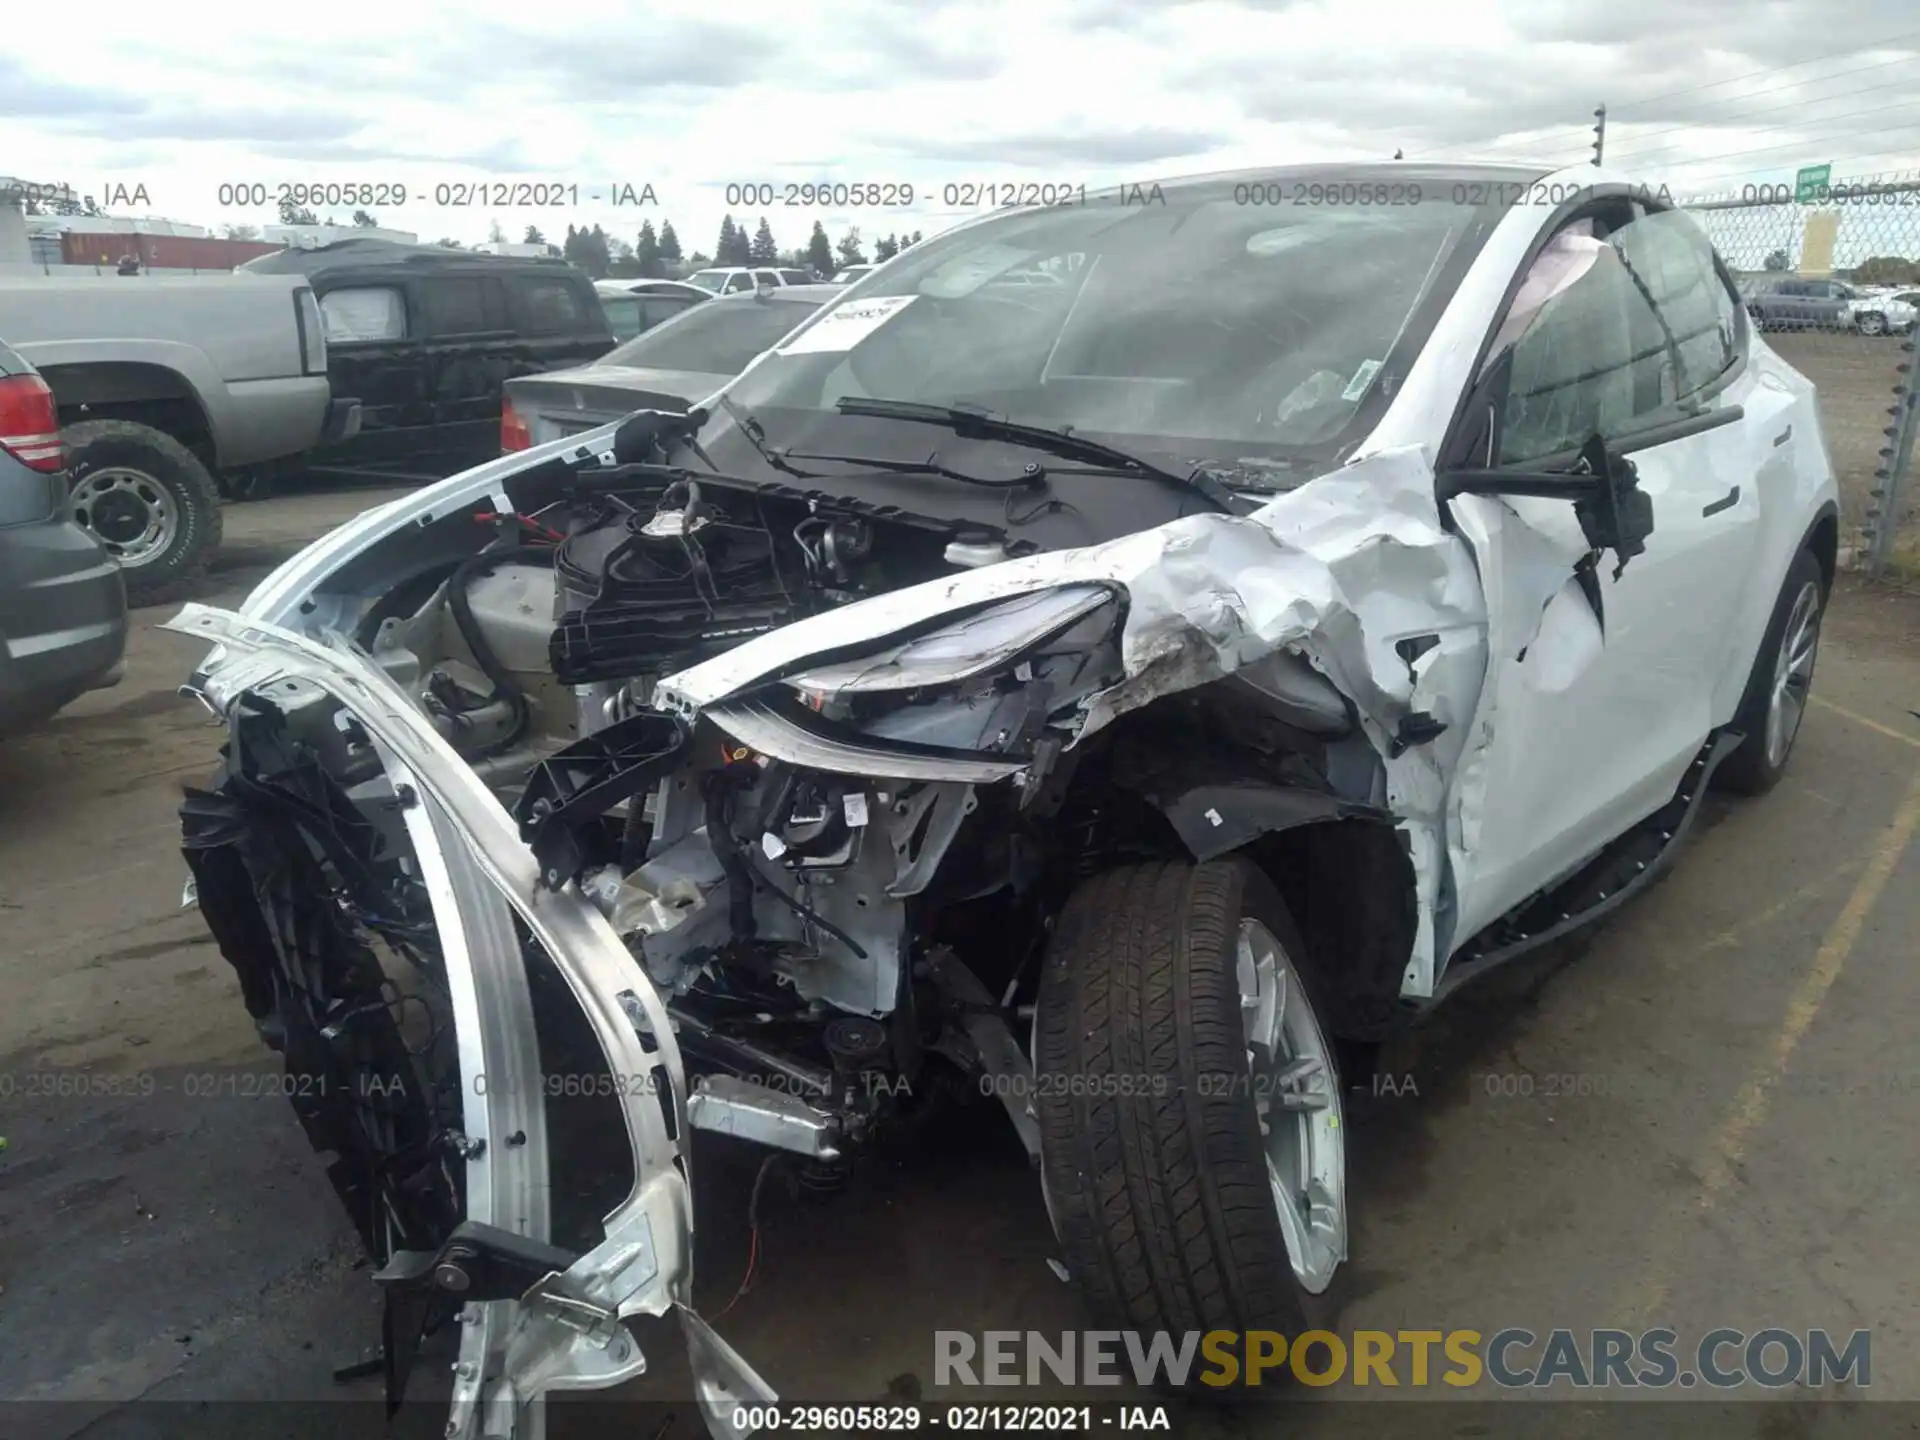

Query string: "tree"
[[749, 217, 778, 263], [277, 197, 318, 226], [874, 234, 899, 261], [715, 216, 740, 265], [1852, 254, 1920, 286], [434, 237, 465, 248], [658, 220, 683, 266], [909, 230, 922, 246], [352, 209, 378, 228], [688, 250, 712, 266], [524, 225, 547, 245], [488, 218, 507, 245], [635, 220, 663, 277], [835, 227, 867, 268], [1763, 249, 1791, 272], [221, 223, 261, 240], [805, 220, 835, 277]]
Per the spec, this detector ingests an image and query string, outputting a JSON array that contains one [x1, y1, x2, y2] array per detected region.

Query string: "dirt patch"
[[1826, 572, 1920, 661]]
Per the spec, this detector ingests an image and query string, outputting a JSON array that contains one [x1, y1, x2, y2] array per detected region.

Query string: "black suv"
[[241, 240, 615, 483]]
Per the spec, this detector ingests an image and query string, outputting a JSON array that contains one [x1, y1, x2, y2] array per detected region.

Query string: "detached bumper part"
[[162, 603, 775, 1440]]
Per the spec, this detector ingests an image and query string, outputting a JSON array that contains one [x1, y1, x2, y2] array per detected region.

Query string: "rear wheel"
[[1033, 859, 1346, 1345], [1858, 310, 1889, 337], [64, 419, 223, 607], [1715, 548, 1825, 795]]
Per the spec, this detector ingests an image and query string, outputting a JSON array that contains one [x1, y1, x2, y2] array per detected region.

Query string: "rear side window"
[[779, 269, 812, 284], [514, 278, 590, 334], [319, 286, 406, 343], [639, 296, 699, 329], [419, 276, 504, 337], [1612, 209, 1740, 406], [600, 298, 827, 374], [600, 294, 642, 340]]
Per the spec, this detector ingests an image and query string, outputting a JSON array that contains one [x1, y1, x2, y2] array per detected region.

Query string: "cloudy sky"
[[5, 0, 1918, 259]]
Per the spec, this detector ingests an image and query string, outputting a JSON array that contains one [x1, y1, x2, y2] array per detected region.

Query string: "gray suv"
[[0, 339, 129, 732], [1743, 275, 1917, 335]]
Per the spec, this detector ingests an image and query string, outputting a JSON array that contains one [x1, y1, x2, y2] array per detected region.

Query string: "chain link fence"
[[1678, 169, 1920, 578]]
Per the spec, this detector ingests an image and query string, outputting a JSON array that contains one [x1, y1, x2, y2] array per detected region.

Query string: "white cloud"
[[7, 0, 1919, 255]]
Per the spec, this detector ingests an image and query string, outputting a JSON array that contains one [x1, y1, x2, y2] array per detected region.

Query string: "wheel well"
[[1245, 820, 1417, 1042], [1049, 686, 1417, 1042], [42, 363, 216, 466], [1808, 510, 1838, 591]]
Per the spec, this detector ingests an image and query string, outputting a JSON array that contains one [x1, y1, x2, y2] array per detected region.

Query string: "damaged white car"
[[171, 162, 1837, 1436]]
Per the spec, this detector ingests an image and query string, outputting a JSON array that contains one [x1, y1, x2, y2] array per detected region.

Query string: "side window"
[[779, 269, 811, 284], [1491, 223, 1665, 464], [600, 295, 642, 340], [514, 278, 588, 334], [419, 276, 491, 336], [1611, 208, 1740, 407], [723, 273, 754, 294], [639, 296, 695, 329], [318, 286, 406, 343]]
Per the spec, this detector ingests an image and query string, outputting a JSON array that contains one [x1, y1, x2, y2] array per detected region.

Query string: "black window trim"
[[418, 274, 515, 340], [1437, 186, 1750, 476]]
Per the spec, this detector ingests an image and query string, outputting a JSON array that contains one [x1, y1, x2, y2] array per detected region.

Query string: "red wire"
[[713, 1226, 759, 1321]]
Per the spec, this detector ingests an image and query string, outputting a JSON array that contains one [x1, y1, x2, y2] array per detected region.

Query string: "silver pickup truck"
[[0, 272, 360, 603]]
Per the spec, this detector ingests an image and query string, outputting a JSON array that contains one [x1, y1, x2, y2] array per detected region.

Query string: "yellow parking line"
[[1810, 693, 1920, 750], [1620, 759, 1920, 1323]]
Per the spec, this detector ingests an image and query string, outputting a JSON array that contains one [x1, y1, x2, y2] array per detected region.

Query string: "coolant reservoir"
[[944, 530, 1007, 567]]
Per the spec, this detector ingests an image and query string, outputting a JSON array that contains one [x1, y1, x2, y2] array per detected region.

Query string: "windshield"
[[726, 182, 1496, 465], [686, 270, 729, 293], [600, 297, 828, 374]]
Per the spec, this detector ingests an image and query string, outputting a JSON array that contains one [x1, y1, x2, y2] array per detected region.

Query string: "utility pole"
[[1592, 105, 1607, 166]]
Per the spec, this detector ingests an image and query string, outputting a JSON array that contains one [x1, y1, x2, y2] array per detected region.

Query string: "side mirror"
[[1438, 432, 1655, 579]]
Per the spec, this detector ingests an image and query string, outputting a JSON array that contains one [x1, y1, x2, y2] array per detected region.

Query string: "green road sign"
[[1794, 163, 1832, 204]]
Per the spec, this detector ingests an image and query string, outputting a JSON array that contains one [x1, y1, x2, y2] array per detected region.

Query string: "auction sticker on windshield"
[[778, 294, 919, 354]]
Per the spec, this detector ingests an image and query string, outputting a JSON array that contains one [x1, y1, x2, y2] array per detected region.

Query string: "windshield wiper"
[[833, 396, 1240, 511], [712, 393, 1035, 488]]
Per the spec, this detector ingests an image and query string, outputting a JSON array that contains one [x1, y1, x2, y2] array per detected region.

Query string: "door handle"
[[1702, 485, 1741, 518], [1773, 426, 1792, 447]]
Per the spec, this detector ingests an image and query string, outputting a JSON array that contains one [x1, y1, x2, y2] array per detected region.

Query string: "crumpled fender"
[[656, 444, 1494, 995]]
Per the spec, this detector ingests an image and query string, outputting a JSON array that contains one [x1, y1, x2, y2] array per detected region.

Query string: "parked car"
[[501, 284, 835, 450], [683, 265, 816, 294], [0, 339, 127, 732], [830, 263, 873, 285], [1743, 275, 1916, 334], [592, 280, 707, 343], [240, 239, 613, 483], [172, 162, 1838, 1437], [0, 271, 357, 603]]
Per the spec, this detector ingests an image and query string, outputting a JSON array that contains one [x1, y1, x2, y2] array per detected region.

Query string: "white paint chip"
[[761, 832, 788, 859]]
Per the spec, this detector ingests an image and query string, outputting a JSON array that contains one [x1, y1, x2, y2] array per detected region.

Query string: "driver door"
[[1442, 204, 1767, 951]]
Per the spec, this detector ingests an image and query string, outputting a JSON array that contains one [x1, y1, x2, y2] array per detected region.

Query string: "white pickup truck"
[[0, 272, 360, 603]]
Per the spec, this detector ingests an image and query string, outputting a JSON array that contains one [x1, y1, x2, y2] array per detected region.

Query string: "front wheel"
[[1033, 859, 1346, 1343], [1857, 311, 1889, 337], [64, 419, 223, 607]]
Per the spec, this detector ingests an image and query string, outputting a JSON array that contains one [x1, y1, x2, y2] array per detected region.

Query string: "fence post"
[[1864, 333, 1920, 578]]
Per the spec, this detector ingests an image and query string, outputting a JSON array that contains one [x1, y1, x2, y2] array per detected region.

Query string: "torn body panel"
[[654, 443, 1488, 996], [165, 603, 774, 1439]]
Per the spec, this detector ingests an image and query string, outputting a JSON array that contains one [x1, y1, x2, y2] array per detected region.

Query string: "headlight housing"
[[784, 584, 1117, 703]]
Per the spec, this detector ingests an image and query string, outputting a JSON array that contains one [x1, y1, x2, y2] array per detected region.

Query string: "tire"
[[1714, 548, 1826, 796], [64, 420, 224, 608], [1858, 311, 1888, 337], [1034, 858, 1347, 1352]]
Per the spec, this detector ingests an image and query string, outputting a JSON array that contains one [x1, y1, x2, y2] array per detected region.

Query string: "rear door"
[[1443, 203, 1763, 948], [309, 277, 418, 469], [414, 273, 516, 472]]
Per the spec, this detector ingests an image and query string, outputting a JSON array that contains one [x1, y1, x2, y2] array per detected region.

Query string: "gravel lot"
[[3, 483, 1918, 1438]]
